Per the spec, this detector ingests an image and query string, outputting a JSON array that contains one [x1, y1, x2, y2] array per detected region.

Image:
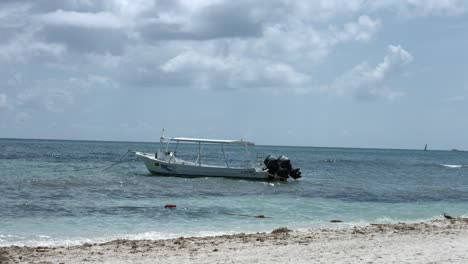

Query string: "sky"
[[0, 0, 467, 150]]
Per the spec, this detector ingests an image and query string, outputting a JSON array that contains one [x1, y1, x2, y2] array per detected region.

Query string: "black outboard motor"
[[290, 168, 301, 179], [278, 156, 292, 171], [264, 154, 302, 180], [263, 154, 274, 167], [276, 167, 290, 179], [264, 155, 279, 174]]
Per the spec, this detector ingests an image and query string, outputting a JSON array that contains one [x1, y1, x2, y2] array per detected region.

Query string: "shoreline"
[[2, 218, 468, 263]]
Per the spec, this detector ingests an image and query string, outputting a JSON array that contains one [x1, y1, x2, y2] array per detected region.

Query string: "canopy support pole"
[[198, 142, 201, 167], [222, 144, 229, 168]]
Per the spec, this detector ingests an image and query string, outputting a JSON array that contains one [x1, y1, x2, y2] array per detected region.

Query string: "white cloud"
[[0, 94, 11, 110], [87, 74, 119, 90], [264, 63, 311, 87], [85, 53, 121, 69], [17, 84, 74, 112], [161, 50, 229, 73], [0, 0, 464, 113], [369, 0, 468, 16], [330, 45, 413, 101], [331, 15, 381, 42], [0, 30, 66, 61], [40, 10, 125, 29], [105, 0, 156, 18], [14, 74, 118, 113], [159, 47, 312, 91], [154, 15, 380, 92], [0, 3, 31, 29], [248, 15, 380, 65], [370, 45, 413, 80]]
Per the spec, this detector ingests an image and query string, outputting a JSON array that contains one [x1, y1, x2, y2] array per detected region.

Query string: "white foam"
[[0, 231, 242, 247], [0, 236, 95, 247], [122, 230, 243, 241], [442, 164, 463, 168]]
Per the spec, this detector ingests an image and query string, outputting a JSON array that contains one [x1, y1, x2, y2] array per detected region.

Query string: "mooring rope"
[[101, 150, 134, 171], [51, 150, 135, 172]]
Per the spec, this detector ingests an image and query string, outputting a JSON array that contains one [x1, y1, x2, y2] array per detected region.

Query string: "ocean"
[[1, 138, 467, 247]]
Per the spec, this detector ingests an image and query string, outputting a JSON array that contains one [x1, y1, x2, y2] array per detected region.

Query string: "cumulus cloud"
[[0, 0, 465, 115], [330, 15, 381, 42], [41, 25, 128, 54], [40, 10, 125, 29], [159, 49, 311, 91], [148, 14, 380, 92], [0, 29, 66, 61], [139, 1, 263, 41], [330, 45, 413, 101], [0, 2, 31, 32]]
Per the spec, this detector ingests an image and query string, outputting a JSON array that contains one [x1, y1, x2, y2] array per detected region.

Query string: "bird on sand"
[[443, 213, 454, 220]]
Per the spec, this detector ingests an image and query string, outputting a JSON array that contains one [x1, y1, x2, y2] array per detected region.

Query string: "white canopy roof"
[[168, 137, 255, 146]]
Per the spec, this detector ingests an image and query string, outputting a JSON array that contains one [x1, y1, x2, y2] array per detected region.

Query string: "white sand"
[[2, 218, 468, 264]]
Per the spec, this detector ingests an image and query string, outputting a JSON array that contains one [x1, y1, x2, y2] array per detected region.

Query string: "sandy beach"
[[2, 218, 468, 264]]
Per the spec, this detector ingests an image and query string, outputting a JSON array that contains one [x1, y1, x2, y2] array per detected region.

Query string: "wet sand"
[[2, 218, 468, 264]]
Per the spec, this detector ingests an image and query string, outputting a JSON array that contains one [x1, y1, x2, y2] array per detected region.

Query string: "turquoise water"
[[1, 139, 467, 246]]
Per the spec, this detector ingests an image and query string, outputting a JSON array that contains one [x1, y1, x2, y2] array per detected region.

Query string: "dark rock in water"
[[255, 215, 265, 218], [330, 219, 343, 223], [271, 227, 292, 234]]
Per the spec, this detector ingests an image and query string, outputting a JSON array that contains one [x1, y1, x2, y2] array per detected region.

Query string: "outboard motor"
[[264, 155, 279, 174], [290, 168, 301, 179], [264, 154, 302, 180], [278, 156, 292, 171], [276, 168, 290, 179]]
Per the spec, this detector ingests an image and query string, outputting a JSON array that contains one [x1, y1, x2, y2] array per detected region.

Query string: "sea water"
[[1, 138, 467, 246]]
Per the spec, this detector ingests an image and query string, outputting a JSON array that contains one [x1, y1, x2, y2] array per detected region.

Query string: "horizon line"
[[0, 136, 454, 152]]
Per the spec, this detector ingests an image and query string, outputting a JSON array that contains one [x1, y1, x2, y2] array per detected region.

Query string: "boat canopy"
[[167, 137, 255, 146]]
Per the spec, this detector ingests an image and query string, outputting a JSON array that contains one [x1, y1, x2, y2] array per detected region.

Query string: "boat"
[[135, 131, 301, 181], [451, 149, 465, 152]]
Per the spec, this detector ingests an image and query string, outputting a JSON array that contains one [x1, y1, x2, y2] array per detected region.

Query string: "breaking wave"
[[442, 164, 463, 168]]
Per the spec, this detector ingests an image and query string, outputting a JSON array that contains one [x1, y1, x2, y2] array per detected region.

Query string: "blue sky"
[[0, 0, 467, 150]]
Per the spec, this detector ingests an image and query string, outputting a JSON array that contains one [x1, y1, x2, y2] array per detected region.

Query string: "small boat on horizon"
[[135, 130, 302, 181], [451, 149, 465, 152]]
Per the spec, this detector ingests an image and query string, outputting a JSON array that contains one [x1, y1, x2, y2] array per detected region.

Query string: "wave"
[[0, 230, 243, 247], [442, 164, 463, 168], [0, 215, 450, 247]]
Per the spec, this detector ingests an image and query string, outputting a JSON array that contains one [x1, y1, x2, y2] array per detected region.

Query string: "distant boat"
[[451, 149, 464, 152], [424, 144, 427, 151]]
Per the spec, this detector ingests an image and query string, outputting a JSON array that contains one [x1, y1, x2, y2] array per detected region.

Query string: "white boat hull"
[[135, 152, 269, 180]]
